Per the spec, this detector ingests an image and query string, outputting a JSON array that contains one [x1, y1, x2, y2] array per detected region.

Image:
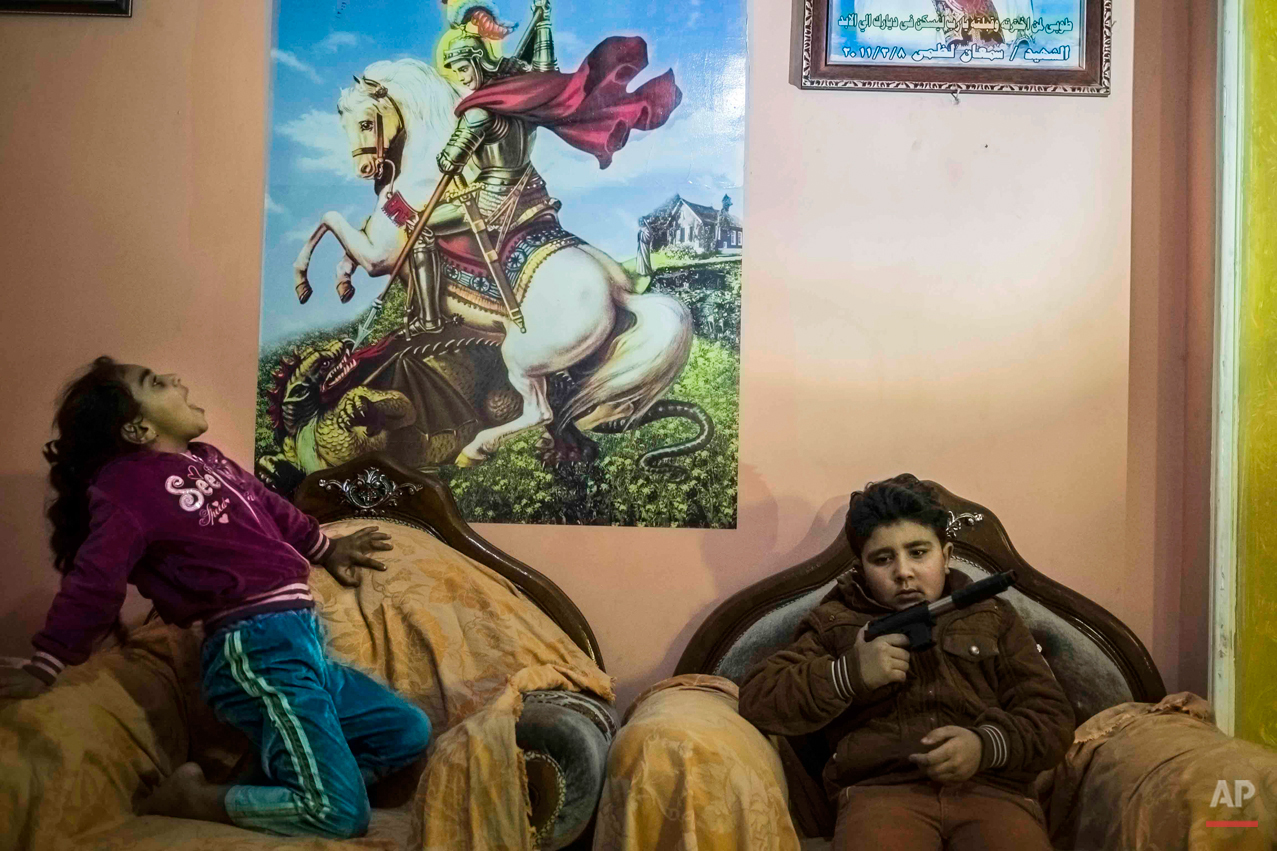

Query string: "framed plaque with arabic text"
[[798, 0, 1109, 95]]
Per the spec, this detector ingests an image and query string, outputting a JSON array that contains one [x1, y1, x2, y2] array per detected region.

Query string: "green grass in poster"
[[256, 256, 739, 528]]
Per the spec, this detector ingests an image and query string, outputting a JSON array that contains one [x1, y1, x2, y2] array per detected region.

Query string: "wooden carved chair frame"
[[676, 481, 1163, 704], [293, 452, 604, 670]]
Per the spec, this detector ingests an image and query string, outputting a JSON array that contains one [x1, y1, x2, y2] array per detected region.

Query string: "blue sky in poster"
[[260, 0, 747, 345], [826, 0, 1083, 69]]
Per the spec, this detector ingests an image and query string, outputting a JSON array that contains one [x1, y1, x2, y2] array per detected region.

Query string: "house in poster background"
[[641, 194, 743, 254]]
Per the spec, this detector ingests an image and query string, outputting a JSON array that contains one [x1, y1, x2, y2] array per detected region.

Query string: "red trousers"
[[832, 781, 1053, 851]]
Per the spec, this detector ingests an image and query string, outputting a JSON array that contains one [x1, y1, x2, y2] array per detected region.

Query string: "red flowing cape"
[[455, 35, 682, 169]]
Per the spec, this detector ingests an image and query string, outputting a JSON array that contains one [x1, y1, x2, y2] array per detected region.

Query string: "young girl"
[[0, 357, 432, 840], [738, 475, 1074, 850]]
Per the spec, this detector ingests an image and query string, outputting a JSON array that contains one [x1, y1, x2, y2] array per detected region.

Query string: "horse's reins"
[[350, 79, 406, 192]]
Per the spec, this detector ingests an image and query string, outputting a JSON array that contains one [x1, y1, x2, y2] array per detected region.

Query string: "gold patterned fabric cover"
[[0, 518, 612, 851], [1037, 691, 1277, 850], [592, 674, 801, 851]]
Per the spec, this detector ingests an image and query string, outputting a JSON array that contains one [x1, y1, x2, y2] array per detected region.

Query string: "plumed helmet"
[[443, 33, 492, 68], [444, 1, 517, 40]]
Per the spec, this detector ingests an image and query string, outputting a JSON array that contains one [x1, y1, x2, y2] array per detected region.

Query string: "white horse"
[[293, 58, 693, 467]]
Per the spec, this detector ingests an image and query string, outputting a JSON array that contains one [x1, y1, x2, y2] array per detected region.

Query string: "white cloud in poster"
[[278, 109, 358, 182], [283, 223, 314, 243], [272, 49, 322, 84], [531, 101, 745, 196], [687, 0, 702, 28], [265, 194, 288, 217], [315, 31, 364, 52]]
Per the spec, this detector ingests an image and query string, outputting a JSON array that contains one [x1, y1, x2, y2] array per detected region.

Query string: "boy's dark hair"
[[845, 474, 950, 558]]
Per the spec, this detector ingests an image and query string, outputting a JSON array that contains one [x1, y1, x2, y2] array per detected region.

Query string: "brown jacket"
[[738, 570, 1075, 800]]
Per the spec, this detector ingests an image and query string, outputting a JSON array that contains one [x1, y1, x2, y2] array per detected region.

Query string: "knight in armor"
[[405, 0, 559, 336], [403, 0, 682, 337]]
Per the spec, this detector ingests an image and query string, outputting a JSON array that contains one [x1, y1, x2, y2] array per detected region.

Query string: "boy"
[[738, 475, 1074, 850]]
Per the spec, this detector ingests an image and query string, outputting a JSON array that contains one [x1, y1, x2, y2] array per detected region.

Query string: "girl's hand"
[[0, 666, 50, 700], [853, 626, 911, 691], [319, 526, 393, 587], [909, 726, 983, 784]]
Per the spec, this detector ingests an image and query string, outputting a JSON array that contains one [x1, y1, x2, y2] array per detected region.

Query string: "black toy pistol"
[[862, 572, 1017, 652]]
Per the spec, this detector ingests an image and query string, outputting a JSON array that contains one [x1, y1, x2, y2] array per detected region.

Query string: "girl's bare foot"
[[138, 762, 233, 824]]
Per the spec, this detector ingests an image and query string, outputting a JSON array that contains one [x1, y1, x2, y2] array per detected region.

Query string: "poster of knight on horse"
[[255, 0, 745, 527]]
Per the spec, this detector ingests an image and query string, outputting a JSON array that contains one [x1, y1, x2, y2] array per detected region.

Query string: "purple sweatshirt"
[[24, 442, 331, 684]]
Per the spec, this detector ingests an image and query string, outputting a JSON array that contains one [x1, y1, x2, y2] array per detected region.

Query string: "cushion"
[[1039, 692, 1277, 850], [0, 621, 192, 847], [593, 674, 801, 851], [312, 518, 613, 732]]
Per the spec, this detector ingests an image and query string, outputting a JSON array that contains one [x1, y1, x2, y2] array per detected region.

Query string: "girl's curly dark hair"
[[845, 474, 949, 558], [44, 357, 142, 574], [43, 357, 143, 648]]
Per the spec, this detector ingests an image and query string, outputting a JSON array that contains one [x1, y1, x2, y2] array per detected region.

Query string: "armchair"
[[671, 481, 1166, 845]]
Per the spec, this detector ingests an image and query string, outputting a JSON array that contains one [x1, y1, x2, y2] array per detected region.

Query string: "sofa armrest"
[[515, 690, 617, 850], [0, 641, 189, 844], [1039, 693, 1277, 849], [592, 675, 801, 850]]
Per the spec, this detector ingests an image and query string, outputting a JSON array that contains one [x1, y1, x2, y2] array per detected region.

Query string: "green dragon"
[[257, 335, 717, 494], [258, 337, 520, 493]]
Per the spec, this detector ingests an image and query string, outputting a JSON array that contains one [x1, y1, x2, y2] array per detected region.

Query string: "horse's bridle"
[[350, 77, 406, 186]]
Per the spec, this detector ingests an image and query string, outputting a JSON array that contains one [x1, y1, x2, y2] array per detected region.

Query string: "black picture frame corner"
[[0, 0, 131, 17]]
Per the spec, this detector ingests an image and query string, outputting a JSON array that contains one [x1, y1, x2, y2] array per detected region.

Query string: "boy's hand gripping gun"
[[862, 572, 1017, 652]]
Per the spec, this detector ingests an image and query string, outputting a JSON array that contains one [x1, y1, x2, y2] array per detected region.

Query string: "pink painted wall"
[[0, 0, 1212, 711]]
